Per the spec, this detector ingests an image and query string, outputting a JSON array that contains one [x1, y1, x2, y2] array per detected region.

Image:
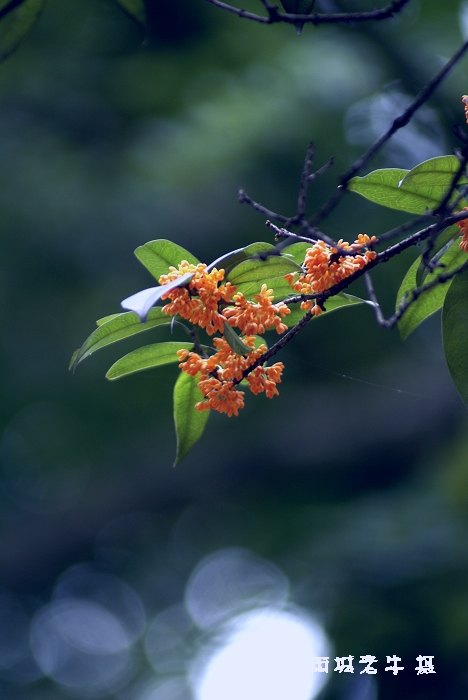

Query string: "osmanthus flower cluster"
[[71, 101, 468, 466], [158, 261, 289, 417], [158, 262, 236, 336], [284, 234, 377, 315], [177, 336, 283, 417]]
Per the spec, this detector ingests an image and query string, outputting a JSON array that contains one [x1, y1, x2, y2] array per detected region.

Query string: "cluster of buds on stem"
[[284, 234, 377, 315], [159, 263, 288, 416]]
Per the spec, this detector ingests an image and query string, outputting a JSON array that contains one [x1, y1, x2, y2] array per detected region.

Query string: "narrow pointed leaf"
[[227, 255, 303, 300], [112, 0, 146, 30], [69, 349, 79, 371], [0, 0, 45, 61], [72, 308, 170, 369], [206, 242, 276, 274], [396, 245, 466, 340], [442, 268, 468, 407], [223, 322, 253, 355], [121, 273, 194, 321], [348, 167, 462, 214], [173, 372, 209, 467], [106, 342, 193, 380], [134, 240, 199, 281], [415, 226, 460, 287]]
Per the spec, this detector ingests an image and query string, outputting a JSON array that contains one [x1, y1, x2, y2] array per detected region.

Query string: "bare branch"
[[202, 0, 269, 23], [419, 155, 468, 271], [364, 271, 386, 325], [266, 220, 316, 246], [296, 142, 315, 219], [309, 37, 468, 227], [308, 156, 334, 182], [203, 0, 411, 26], [371, 259, 468, 329], [237, 188, 292, 224]]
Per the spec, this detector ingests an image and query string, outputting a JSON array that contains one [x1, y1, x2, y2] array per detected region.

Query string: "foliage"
[[3, 0, 468, 466], [71, 156, 468, 463], [0, 0, 45, 60]]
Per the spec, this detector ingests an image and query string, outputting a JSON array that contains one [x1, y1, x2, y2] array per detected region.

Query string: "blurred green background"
[[1, 0, 468, 698]]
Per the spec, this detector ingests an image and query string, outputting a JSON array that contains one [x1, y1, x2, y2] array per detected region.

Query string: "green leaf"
[[96, 313, 123, 326], [173, 372, 209, 467], [112, 0, 146, 30], [442, 268, 468, 408], [348, 167, 463, 214], [251, 335, 267, 350], [68, 349, 79, 371], [207, 242, 276, 274], [71, 308, 170, 370], [415, 226, 460, 287], [121, 273, 194, 321], [401, 155, 468, 187], [282, 242, 310, 266], [399, 155, 468, 209], [396, 244, 466, 340], [106, 342, 193, 380], [0, 0, 45, 61], [284, 293, 363, 327], [227, 255, 302, 300], [135, 240, 200, 281], [223, 322, 253, 355]]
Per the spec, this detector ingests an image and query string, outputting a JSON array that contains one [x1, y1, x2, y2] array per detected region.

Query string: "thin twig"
[[203, 0, 411, 26], [375, 214, 434, 243], [309, 37, 468, 227], [0, 0, 24, 21], [203, 0, 269, 23], [296, 142, 315, 219], [364, 272, 386, 325], [308, 156, 334, 182], [266, 220, 316, 246], [238, 188, 292, 224], [372, 260, 468, 329], [418, 151, 468, 270], [235, 308, 314, 383]]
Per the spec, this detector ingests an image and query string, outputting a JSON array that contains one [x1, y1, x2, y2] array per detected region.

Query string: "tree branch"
[[309, 37, 468, 226], [203, 0, 411, 26]]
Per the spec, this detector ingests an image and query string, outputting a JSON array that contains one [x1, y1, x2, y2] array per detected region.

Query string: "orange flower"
[[247, 363, 284, 398], [285, 235, 377, 298], [224, 284, 290, 335], [159, 261, 236, 335], [196, 378, 245, 416], [455, 207, 468, 252], [178, 335, 283, 415], [178, 336, 267, 385], [166, 263, 289, 416]]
